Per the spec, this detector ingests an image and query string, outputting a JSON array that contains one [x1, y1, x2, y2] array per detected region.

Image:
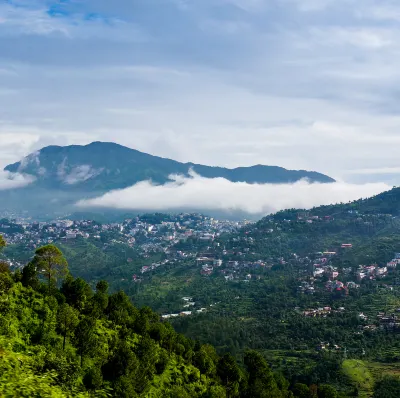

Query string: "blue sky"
[[1, 0, 400, 183]]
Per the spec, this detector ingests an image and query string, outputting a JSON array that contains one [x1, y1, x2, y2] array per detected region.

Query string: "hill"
[[0, 239, 341, 398], [3, 188, 400, 395]]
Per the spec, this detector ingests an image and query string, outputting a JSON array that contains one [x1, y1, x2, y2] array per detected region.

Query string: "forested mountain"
[[1, 142, 334, 217], [5, 142, 335, 189]]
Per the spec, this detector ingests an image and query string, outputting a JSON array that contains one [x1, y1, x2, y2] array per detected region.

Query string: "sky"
[[1, 0, 400, 185]]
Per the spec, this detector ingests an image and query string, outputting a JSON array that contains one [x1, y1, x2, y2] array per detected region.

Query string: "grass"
[[342, 359, 374, 398], [366, 361, 400, 378]]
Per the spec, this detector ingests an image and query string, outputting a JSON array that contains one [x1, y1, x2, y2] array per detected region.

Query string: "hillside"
[[4, 188, 400, 396], [0, 239, 344, 398]]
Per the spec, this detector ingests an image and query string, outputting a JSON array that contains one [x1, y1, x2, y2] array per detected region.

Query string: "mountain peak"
[[5, 141, 335, 186]]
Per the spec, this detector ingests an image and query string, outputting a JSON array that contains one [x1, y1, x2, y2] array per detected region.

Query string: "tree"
[[0, 235, 5, 251], [217, 354, 243, 397], [0, 261, 10, 274], [33, 245, 68, 291], [102, 340, 139, 382], [292, 383, 310, 398], [373, 377, 400, 398], [96, 280, 108, 294], [318, 385, 338, 398], [193, 345, 217, 380], [57, 303, 79, 350], [244, 350, 283, 398], [73, 316, 97, 367], [21, 261, 39, 290], [61, 275, 92, 311], [90, 280, 109, 317]]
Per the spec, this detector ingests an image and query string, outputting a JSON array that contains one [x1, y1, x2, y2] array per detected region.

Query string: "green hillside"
[[1, 238, 325, 398]]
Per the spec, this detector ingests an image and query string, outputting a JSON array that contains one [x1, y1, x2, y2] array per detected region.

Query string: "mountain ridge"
[[5, 141, 335, 190]]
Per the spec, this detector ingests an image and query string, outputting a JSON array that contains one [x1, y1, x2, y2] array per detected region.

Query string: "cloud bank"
[[3, 0, 400, 185], [0, 171, 35, 191], [77, 172, 391, 216]]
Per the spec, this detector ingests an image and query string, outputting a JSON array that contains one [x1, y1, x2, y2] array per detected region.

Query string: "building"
[[341, 244, 353, 249]]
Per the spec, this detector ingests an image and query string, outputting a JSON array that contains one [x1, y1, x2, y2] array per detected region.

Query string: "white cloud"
[[0, 4, 70, 37], [356, 4, 400, 22], [2, 0, 400, 188], [63, 165, 104, 185], [0, 171, 35, 190], [77, 171, 390, 216]]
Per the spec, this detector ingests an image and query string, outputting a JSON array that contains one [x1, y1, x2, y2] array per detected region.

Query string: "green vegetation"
[[4, 188, 400, 396], [2, 238, 342, 397], [342, 360, 373, 397]]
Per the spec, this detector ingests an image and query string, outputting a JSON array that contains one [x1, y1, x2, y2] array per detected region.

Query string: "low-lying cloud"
[[77, 172, 391, 216], [0, 171, 35, 190]]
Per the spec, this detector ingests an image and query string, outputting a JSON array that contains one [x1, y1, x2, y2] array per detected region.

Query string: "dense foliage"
[[3, 188, 400, 396], [0, 238, 344, 397]]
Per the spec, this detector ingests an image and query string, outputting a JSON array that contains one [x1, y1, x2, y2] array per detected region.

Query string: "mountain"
[[5, 142, 335, 190], [1, 142, 335, 217]]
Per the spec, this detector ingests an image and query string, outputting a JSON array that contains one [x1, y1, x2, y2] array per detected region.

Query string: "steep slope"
[[5, 141, 335, 190], [0, 240, 303, 398]]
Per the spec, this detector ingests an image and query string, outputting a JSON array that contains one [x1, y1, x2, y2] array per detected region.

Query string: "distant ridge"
[[5, 141, 335, 190], [1, 141, 335, 216]]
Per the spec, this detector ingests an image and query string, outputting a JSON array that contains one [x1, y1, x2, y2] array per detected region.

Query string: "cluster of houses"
[[303, 307, 332, 318], [356, 264, 388, 281], [302, 306, 346, 318], [0, 214, 250, 271], [161, 297, 208, 320], [196, 255, 268, 278], [140, 260, 170, 274], [357, 311, 400, 333], [387, 253, 400, 268]]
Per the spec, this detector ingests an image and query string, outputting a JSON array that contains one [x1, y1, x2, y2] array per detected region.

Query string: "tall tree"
[[57, 303, 79, 350], [217, 354, 243, 397], [61, 275, 92, 311], [90, 280, 109, 317], [21, 261, 39, 290], [33, 245, 68, 291], [244, 350, 283, 398], [74, 316, 97, 367]]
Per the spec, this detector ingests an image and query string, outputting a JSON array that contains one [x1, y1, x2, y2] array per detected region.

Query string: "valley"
[[3, 187, 400, 395]]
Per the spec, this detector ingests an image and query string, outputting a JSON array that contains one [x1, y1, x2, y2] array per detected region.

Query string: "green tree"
[[0, 234, 5, 250], [90, 280, 109, 317], [217, 354, 243, 397], [193, 345, 217, 380], [74, 316, 97, 367], [292, 383, 310, 398], [33, 245, 68, 291], [61, 275, 93, 311], [318, 385, 338, 398], [21, 261, 40, 290], [0, 269, 13, 294], [102, 340, 139, 382], [244, 350, 283, 398], [0, 261, 10, 274], [57, 303, 79, 350], [373, 377, 400, 398]]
